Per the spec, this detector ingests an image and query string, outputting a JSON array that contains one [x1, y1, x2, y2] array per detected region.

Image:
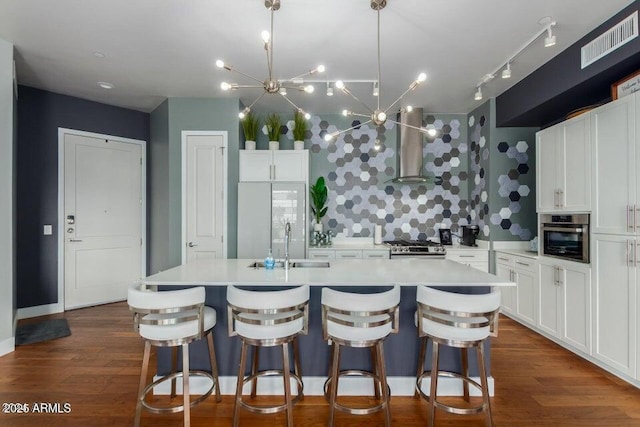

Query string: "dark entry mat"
[[16, 318, 71, 345]]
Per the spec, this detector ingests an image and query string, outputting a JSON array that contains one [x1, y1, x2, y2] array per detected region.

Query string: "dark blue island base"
[[155, 285, 492, 396]]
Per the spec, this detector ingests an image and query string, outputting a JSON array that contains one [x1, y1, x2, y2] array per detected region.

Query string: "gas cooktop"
[[384, 239, 446, 256]]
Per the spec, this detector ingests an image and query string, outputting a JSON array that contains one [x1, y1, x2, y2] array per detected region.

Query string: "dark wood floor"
[[1, 302, 640, 426]]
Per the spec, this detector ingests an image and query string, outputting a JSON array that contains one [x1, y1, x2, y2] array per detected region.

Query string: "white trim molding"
[[0, 337, 15, 357]]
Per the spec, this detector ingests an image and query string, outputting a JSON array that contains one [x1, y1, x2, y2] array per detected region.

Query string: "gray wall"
[[16, 86, 149, 308], [148, 97, 241, 273], [467, 99, 538, 243], [0, 38, 15, 353]]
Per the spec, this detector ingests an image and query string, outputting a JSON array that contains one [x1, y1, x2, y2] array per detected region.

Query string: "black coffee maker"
[[461, 225, 479, 247]]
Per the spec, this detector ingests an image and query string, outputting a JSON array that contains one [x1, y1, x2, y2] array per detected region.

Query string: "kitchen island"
[[142, 258, 514, 396]]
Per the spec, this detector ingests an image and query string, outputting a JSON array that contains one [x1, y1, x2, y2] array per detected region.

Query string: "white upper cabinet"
[[239, 150, 309, 182], [536, 113, 591, 213], [591, 94, 637, 235]]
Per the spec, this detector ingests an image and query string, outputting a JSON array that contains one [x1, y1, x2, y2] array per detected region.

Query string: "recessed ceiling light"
[[93, 51, 105, 58], [97, 81, 114, 89]]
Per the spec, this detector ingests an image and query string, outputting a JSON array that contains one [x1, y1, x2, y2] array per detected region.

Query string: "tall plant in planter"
[[292, 110, 308, 150], [241, 112, 260, 150], [310, 176, 328, 231], [266, 113, 281, 149]]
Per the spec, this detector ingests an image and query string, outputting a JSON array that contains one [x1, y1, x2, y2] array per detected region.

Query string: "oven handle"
[[541, 226, 586, 233]]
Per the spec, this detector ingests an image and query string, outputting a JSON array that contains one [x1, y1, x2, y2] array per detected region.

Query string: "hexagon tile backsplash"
[[308, 114, 476, 241]]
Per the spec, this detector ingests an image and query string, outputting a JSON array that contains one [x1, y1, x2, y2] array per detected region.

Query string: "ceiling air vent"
[[581, 10, 638, 69]]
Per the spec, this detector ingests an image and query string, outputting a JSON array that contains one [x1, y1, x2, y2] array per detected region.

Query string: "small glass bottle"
[[264, 249, 275, 270]]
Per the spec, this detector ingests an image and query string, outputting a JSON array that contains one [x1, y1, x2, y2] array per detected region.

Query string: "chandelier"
[[324, 0, 428, 142], [216, 0, 325, 119]]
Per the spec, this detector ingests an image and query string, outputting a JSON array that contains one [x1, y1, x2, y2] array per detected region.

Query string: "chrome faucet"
[[284, 222, 291, 270]]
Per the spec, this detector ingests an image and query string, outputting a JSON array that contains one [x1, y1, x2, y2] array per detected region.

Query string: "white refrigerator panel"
[[237, 182, 306, 260], [237, 182, 271, 259]]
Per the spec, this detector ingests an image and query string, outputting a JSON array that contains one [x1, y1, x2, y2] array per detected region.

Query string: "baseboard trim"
[[0, 336, 15, 356], [17, 303, 63, 320], [152, 375, 494, 397]]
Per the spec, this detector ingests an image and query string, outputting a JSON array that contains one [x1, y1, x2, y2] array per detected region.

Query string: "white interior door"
[[64, 133, 143, 309], [183, 132, 226, 263]]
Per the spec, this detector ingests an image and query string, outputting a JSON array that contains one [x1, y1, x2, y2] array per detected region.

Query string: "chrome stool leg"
[[376, 341, 392, 427], [282, 342, 294, 427], [135, 341, 151, 427], [182, 343, 190, 427], [328, 342, 341, 427], [251, 346, 260, 398], [370, 346, 381, 399], [477, 342, 493, 427], [461, 347, 470, 402], [206, 333, 222, 402], [233, 341, 249, 427], [415, 336, 427, 398], [293, 337, 304, 399], [170, 347, 178, 398], [429, 341, 440, 427]]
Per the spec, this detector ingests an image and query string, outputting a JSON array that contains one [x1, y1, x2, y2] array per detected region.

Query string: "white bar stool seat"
[[227, 285, 310, 427], [415, 286, 501, 427], [321, 286, 400, 427], [127, 283, 221, 427]]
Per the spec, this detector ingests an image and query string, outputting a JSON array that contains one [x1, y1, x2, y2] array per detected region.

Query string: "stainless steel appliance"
[[540, 213, 589, 263], [237, 182, 306, 259], [384, 239, 446, 259], [461, 225, 480, 247]]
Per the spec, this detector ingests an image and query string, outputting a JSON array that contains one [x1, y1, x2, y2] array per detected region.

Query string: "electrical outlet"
[[43, 225, 52, 235]]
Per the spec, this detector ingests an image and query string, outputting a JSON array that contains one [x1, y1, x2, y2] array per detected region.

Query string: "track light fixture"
[[474, 87, 483, 101], [325, 0, 428, 142], [216, 0, 325, 119], [501, 63, 511, 79], [474, 19, 557, 101]]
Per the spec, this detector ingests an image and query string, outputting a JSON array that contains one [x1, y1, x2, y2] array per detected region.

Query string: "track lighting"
[[474, 19, 557, 101], [474, 87, 482, 101], [326, 83, 333, 96], [544, 26, 556, 47], [501, 63, 511, 79]]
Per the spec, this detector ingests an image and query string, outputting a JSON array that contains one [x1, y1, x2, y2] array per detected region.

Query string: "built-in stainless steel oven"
[[540, 214, 589, 263]]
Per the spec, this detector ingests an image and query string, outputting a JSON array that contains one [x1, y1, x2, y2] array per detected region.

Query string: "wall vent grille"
[[581, 10, 638, 69]]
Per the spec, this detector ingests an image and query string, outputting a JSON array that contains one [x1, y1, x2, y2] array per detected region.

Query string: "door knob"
[[187, 242, 198, 247]]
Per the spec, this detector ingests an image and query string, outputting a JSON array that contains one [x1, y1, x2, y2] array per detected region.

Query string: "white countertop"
[[495, 249, 539, 259], [143, 258, 514, 287]]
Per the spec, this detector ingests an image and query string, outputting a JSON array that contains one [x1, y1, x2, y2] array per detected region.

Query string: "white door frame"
[[57, 128, 147, 312], [181, 131, 228, 264]]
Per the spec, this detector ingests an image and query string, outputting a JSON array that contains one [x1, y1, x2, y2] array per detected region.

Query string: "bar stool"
[[415, 286, 501, 427], [227, 285, 309, 427], [321, 286, 400, 427], [127, 283, 221, 427]]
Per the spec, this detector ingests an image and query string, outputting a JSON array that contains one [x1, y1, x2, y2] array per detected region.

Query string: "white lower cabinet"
[[495, 254, 516, 315], [495, 252, 537, 326], [445, 249, 489, 272], [591, 233, 636, 378], [537, 257, 591, 355], [308, 249, 335, 259]]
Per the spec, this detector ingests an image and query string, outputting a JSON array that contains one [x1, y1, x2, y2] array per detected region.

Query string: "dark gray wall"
[[497, 1, 640, 127], [16, 85, 149, 308]]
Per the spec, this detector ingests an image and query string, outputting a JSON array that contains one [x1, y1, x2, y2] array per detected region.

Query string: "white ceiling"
[[0, 0, 634, 116]]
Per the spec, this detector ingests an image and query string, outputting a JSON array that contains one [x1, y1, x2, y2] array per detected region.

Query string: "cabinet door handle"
[[554, 189, 558, 209], [557, 266, 564, 286], [636, 242, 639, 268], [553, 266, 557, 285], [459, 255, 475, 258], [498, 257, 510, 262], [628, 240, 633, 266], [635, 204, 638, 233], [516, 261, 530, 267], [558, 189, 564, 208], [340, 255, 357, 258], [629, 205, 634, 231]]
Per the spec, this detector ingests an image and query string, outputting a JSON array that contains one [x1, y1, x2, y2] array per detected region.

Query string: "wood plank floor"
[[1, 302, 640, 426]]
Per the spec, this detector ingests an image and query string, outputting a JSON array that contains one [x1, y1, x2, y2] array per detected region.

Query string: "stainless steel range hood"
[[392, 107, 430, 183]]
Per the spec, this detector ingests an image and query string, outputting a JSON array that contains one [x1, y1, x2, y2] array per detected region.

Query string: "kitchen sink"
[[247, 261, 330, 269]]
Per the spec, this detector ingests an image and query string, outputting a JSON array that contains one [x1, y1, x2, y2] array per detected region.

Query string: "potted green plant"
[[292, 110, 308, 150], [241, 112, 260, 150], [310, 176, 328, 232], [266, 113, 281, 150]]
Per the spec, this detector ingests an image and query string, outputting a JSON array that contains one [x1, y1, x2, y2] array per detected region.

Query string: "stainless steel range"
[[384, 239, 446, 259]]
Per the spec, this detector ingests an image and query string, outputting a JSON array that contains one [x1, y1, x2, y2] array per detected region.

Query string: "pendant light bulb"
[[335, 80, 345, 90], [316, 65, 326, 73], [261, 31, 270, 43], [417, 72, 427, 83], [376, 111, 387, 122], [239, 107, 250, 119], [326, 83, 334, 97], [220, 82, 231, 91], [216, 59, 225, 68], [304, 85, 314, 94], [405, 105, 413, 112]]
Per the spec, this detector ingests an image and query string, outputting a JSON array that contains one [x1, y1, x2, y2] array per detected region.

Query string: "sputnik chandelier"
[[216, 0, 325, 119], [324, 0, 428, 142]]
